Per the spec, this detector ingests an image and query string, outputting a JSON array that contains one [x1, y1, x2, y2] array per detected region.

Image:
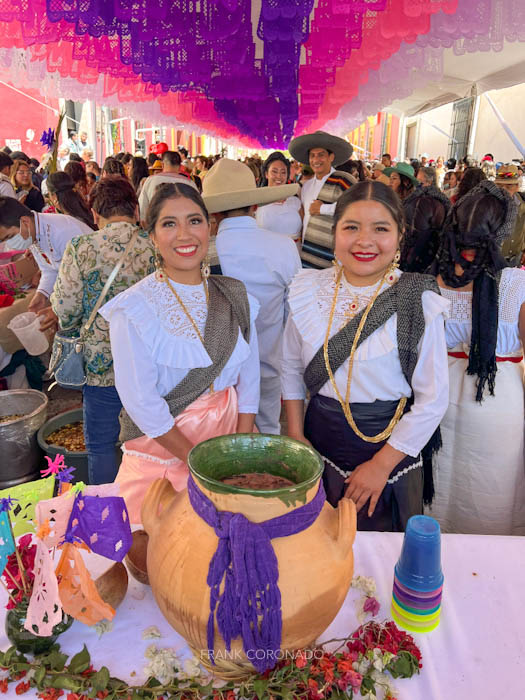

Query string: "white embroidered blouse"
[[99, 273, 260, 439], [281, 267, 450, 457], [255, 196, 302, 240], [440, 267, 525, 355]]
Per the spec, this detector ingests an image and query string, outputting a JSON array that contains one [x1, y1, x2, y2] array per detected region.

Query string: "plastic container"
[[0, 389, 48, 487], [37, 408, 88, 484], [394, 515, 444, 592], [7, 312, 49, 355], [393, 582, 442, 607], [37, 407, 122, 484], [392, 591, 441, 615], [394, 576, 443, 599], [391, 601, 441, 633]]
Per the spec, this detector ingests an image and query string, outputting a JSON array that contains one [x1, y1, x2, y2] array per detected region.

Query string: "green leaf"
[[387, 651, 413, 679], [253, 678, 268, 700], [360, 675, 375, 694], [108, 676, 128, 691], [49, 675, 82, 691], [4, 647, 15, 666], [91, 666, 110, 692], [11, 662, 31, 672], [46, 650, 68, 671], [33, 666, 46, 688], [68, 644, 91, 674], [199, 680, 214, 696], [146, 677, 162, 688]]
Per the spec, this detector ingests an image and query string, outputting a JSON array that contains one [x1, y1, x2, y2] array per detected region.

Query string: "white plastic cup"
[[7, 312, 50, 355]]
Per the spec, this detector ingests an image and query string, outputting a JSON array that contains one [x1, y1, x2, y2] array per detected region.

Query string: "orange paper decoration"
[[55, 543, 115, 625]]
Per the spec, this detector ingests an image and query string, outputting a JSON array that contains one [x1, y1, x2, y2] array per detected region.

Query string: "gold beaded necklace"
[[163, 273, 214, 393], [322, 264, 406, 443]]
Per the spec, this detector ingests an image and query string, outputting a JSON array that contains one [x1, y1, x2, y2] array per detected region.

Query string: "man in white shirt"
[[0, 198, 93, 321], [138, 150, 197, 220], [203, 159, 301, 434], [58, 146, 70, 171], [0, 153, 15, 199], [79, 131, 90, 151], [289, 130, 354, 268], [67, 132, 82, 155]]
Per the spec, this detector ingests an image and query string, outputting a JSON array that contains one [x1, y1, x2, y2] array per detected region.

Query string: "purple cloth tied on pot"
[[187, 475, 326, 673], [63, 494, 132, 562]]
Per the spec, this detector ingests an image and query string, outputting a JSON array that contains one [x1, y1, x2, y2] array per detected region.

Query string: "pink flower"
[[363, 596, 380, 616], [41, 454, 65, 478], [344, 670, 362, 693]]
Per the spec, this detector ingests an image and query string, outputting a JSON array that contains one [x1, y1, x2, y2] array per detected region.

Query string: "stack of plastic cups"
[[391, 515, 443, 633]]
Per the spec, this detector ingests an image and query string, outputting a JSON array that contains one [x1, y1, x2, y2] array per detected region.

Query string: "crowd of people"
[[0, 131, 523, 537]]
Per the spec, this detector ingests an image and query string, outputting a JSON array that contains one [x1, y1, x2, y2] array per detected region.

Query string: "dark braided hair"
[[431, 182, 515, 401], [47, 172, 96, 230]]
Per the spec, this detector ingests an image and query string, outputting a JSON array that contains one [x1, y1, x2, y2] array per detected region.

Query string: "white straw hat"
[[202, 159, 299, 214]]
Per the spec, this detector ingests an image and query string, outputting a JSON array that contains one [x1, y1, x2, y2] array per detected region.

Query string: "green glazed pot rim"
[[188, 433, 324, 499]]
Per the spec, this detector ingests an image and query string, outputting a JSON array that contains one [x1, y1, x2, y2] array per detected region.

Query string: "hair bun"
[[55, 183, 75, 193]]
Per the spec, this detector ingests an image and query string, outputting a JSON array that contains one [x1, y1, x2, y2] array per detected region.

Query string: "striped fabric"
[[301, 171, 355, 269]]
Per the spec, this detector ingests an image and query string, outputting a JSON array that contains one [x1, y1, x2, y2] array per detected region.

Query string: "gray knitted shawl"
[[304, 272, 440, 396], [119, 275, 251, 442]]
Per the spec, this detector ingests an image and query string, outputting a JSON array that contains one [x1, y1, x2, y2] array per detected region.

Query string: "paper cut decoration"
[[35, 491, 75, 549], [0, 511, 15, 575], [35, 483, 121, 549], [64, 495, 132, 562], [55, 543, 115, 625], [24, 538, 62, 636], [0, 477, 55, 536]]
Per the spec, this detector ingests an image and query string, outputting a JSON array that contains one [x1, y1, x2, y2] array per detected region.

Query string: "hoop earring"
[[201, 255, 211, 281], [154, 247, 165, 281]]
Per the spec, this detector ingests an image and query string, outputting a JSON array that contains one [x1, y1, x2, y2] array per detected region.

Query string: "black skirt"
[[304, 394, 423, 532]]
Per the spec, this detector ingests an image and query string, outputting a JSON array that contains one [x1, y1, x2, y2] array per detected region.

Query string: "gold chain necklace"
[[164, 273, 214, 393], [323, 265, 406, 443]]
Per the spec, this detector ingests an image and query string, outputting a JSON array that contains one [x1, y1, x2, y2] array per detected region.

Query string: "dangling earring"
[[332, 257, 343, 270], [154, 247, 165, 281], [201, 255, 211, 281], [386, 249, 401, 284]]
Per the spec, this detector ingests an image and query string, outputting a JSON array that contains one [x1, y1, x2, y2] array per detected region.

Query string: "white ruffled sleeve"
[[235, 294, 261, 414], [105, 306, 175, 439], [388, 290, 450, 457], [281, 268, 327, 401], [281, 315, 307, 400]]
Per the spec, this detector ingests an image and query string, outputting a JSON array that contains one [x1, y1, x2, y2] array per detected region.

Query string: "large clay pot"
[[142, 434, 356, 678]]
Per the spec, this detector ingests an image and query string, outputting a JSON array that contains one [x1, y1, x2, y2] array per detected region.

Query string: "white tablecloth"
[[1, 532, 524, 698]]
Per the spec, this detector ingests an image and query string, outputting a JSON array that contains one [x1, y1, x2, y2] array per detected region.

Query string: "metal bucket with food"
[[0, 389, 49, 489]]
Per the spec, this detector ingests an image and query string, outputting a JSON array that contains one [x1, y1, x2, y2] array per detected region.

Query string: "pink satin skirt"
[[116, 387, 238, 523]]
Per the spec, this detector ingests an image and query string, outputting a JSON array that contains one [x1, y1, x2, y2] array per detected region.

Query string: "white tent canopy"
[[386, 40, 525, 117]]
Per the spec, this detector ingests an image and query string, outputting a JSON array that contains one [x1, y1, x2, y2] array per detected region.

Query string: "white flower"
[[142, 625, 162, 639], [177, 656, 203, 680], [143, 644, 180, 684], [357, 657, 370, 675], [351, 575, 377, 598], [372, 648, 384, 672], [94, 620, 114, 638]]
